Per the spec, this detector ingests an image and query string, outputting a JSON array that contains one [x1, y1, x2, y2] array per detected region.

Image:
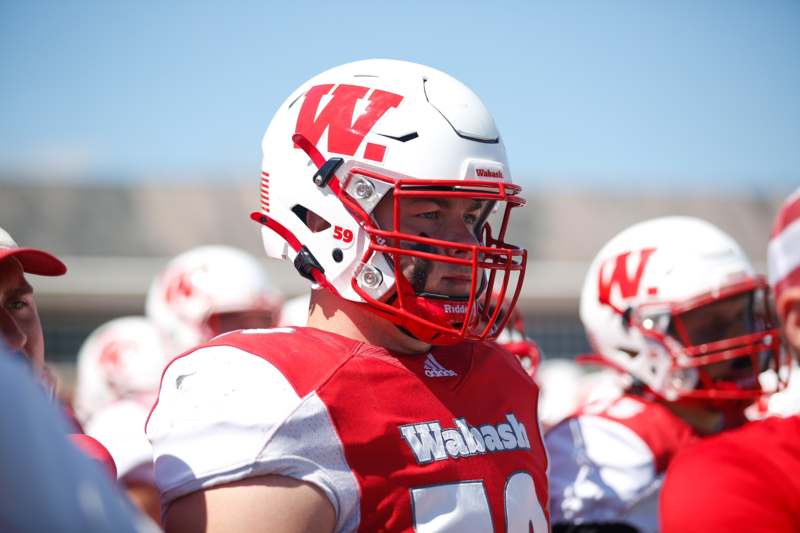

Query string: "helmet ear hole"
[[292, 205, 331, 233]]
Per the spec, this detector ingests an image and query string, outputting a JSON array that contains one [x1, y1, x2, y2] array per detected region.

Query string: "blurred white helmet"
[[252, 59, 526, 345], [146, 245, 282, 354], [74, 316, 169, 423], [536, 359, 585, 428], [277, 293, 311, 327], [580, 216, 783, 402]]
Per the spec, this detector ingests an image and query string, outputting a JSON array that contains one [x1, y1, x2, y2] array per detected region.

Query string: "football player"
[[146, 59, 550, 532], [546, 216, 785, 532], [659, 190, 800, 532], [74, 316, 172, 523], [277, 293, 311, 327], [146, 244, 283, 356], [0, 227, 121, 483]]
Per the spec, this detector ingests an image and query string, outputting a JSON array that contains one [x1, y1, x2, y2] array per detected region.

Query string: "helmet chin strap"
[[373, 235, 491, 345]]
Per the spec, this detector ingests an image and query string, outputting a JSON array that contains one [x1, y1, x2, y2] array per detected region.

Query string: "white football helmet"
[[253, 59, 526, 345], [74, 316, 169, 424], [277, 293, 311, 327], [580, 216, 783, 402], [146, 245, 282, 354]]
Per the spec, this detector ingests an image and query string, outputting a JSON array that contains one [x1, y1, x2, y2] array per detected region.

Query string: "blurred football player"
[[277, 293, 311, 327], [146, 59, 549, 532], [146, 244, 283, 355], [74, 315, 172, 523], [75, 316, 170, 424], [660, 190, 800, 532], [762, 187, 800, 416], [546, 216, 785, 532]]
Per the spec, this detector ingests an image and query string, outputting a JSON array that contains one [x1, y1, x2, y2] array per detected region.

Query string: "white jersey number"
[[411, 472, 548, 532]]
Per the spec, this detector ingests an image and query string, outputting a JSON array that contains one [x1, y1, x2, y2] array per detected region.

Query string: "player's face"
[[0, 258, 45, 369], [677, 293, 752, 346], [675, 292, 762, 389], [205, 309, 278, 337], [374, 195, 485, 298]]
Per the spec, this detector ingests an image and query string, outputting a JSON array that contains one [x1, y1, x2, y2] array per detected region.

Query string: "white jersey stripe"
[[147, 346, 360, 532], [768, 218, 800, 285]]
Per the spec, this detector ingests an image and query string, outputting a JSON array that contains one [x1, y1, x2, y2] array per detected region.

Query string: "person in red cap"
[[0, 226, 121, 479], [0, 225, 66, 374], [659, 188, 800, 533]]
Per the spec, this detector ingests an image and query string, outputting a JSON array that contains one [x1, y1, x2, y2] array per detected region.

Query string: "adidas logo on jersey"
[[399, 414, 531, 464], [423, 353, 457, 378]]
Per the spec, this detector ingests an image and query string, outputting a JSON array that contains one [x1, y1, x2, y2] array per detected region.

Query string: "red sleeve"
[[69, 434, 117, 480], [660, 429, 797, 533]]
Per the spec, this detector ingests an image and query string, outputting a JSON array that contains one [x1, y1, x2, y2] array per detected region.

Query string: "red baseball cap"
[[0, 226, 67, 276]]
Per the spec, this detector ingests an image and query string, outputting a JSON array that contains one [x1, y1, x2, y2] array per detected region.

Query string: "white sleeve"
[[85, 400, 153, 481], [146, 346, 360, 533], [544, 416, 660, 531]]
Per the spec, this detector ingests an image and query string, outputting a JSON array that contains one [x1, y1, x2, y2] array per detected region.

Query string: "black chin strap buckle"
[[294, 246, 325, 282], [312, 157, 344, 187]]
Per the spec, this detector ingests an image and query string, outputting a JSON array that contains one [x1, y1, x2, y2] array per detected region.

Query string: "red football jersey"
[[546, 393, 696, 531], [660, 415, 800, 533], [147, 326, 550, 532]]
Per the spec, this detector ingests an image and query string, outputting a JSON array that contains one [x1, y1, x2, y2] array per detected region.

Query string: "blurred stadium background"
[[0, 181, 789, 391]]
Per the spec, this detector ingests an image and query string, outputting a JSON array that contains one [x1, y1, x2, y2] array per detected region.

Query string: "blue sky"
[[1, 1, 798, 194]]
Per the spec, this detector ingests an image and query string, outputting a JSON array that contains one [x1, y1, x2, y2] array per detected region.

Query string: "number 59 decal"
[[332, 225, 355, 248]]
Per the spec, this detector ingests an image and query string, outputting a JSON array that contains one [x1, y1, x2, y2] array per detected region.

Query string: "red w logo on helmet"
[[598, 248, 658, 308], [295, 84, 403, 163]]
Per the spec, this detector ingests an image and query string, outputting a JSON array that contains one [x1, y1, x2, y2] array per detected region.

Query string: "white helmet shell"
[[146, 245, 282, 354], [258, 58, 512, 303], [74, 316, 169, 424], [277, 293, 311, 327]]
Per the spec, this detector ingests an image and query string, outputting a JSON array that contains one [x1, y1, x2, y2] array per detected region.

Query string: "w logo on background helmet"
[[162, 265, 213, 316], [597, 248, 658, 307], [295, 84, 403, 163]]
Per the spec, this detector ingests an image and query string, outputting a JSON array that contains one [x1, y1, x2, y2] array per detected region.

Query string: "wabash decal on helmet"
[[253, 59, 527, 345]]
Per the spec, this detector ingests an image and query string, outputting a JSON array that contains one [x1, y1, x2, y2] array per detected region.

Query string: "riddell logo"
[[476, 168, 504, 179], [443, 303, 467, 315]]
